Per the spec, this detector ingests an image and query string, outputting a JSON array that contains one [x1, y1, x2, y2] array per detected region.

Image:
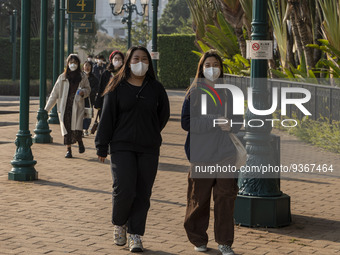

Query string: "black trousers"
[[110, 151, 159, 236]]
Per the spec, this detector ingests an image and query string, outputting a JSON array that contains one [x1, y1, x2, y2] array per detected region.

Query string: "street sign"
[[246, 40, 273, 59], [71, 13, 94, 22], [78, 28, 95, 34], [67, 0, 96, 14], [151, 52, 159, 60], [73, 22, 93, 29]]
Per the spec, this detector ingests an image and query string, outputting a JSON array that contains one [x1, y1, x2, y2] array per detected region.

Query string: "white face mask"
[[87, 58, 92, 62], [113, 60, 122, 69], [203, 67, 221, 82], [130, 61, 149, 76], [84, 70, 90, 74], [69, 63, 78, 71]]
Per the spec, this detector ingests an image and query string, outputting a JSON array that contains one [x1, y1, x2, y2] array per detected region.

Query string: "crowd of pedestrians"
[[44, 47, 241, 255]]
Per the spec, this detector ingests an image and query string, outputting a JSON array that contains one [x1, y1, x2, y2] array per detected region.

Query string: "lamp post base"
[[234, 193, 291, 227], [8, 164, 38, 181], [48, 112, 59, 124], [33, 109, 53, 143]]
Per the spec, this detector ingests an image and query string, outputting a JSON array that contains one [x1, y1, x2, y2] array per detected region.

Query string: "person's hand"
[[98, 156, 106, 163], [79, 90, 84, 96]]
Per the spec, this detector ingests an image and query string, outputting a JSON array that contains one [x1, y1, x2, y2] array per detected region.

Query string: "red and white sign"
[[246, 40, 273, 59]]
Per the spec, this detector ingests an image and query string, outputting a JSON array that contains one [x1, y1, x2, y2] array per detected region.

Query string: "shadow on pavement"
[[258, 214, 340, 242], [33, 179, 110, 195]]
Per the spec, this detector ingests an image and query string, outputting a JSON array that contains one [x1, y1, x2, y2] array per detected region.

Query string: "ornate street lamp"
[[109, 0, 149, 49]]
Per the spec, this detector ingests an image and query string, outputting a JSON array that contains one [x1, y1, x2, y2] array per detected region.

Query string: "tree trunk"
[[290, 13, 303, 66], [290, 0, 314, 68]]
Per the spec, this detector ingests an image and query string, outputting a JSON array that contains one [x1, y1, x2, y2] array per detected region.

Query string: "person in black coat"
[[94, 50, 125, 117], [95, 46, 170, 252], [82, 60, 99, 136]]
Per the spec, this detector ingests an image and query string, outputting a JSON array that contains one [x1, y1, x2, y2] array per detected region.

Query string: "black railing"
[[224, 74, 340, 123]]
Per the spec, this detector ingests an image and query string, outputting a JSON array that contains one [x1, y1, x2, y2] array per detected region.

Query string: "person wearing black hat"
[[94, 50, 125, 115]]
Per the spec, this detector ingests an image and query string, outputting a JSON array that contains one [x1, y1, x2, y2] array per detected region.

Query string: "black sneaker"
[[78, 142, 85, 153], [65, 150, 72, 158]]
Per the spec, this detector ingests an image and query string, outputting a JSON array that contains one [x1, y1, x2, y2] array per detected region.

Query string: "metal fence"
[[224, 74, 340, 123]]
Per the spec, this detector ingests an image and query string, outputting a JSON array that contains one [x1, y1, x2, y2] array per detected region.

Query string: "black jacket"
[[95, 77, 170, 157], [181, 87, 243, 162], [85, 74, 99, 107], [94, 70, 112, 109]]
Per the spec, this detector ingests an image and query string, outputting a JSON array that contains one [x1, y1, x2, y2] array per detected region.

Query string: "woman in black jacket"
[[95, 46, 170, 253], [94, 50, 124, 114], [83, 60, 99, 136]]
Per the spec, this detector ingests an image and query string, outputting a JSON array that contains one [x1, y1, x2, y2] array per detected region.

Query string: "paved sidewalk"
[[0, 91, 339, 255]]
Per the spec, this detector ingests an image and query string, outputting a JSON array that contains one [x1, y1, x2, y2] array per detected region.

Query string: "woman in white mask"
[[94, 50, 124, 115], [181, 50, 243, 255], [95, 46, 170, 252], [45, 54, 91, 158], [82, 61, 99, 136]]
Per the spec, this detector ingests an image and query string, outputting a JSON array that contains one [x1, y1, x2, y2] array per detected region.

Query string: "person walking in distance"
[[45, 54, 91, 158], [95, 46, 170, 252], [94, 50, 124, 116], [82, 60, 99, 136]]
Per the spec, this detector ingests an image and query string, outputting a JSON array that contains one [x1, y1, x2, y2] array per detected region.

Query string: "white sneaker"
[[218, 244, 235, 255], [128, 234, 143, 252], [194, 245, 208, 252], [113, 225, 126, 246]]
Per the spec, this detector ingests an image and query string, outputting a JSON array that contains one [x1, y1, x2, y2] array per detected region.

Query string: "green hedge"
[[0, 37, 54, 80], [158, 34, 199, 89]]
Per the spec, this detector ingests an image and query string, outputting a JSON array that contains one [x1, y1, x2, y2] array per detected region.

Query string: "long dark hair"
[[64, 54, 82, 83], [83, 60, 93, 75], [186, 50, 223, 96], [103, 46, 156, 95], [107, 51, 125, 73]]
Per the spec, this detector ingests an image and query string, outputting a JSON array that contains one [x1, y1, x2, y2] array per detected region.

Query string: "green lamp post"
[[234, 0, 291, 227], [151, 0, 158, 76], [48, 0, 60, 124], [109, 0, 149, 50], [9, 0, 38, 181], [33, 0, 53, 144], [60, 0, 66, 73], [10, 10, 17, 82]]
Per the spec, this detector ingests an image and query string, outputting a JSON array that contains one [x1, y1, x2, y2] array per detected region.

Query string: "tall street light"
[[109, 0, 148, 49]]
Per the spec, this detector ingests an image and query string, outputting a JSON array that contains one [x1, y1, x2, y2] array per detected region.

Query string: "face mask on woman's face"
[[84, 70, 90, 74], [69, 63, 78, 72], [203, 67, 221, 82], [130, 61, 149, 76], [113, 60, 122, 69]]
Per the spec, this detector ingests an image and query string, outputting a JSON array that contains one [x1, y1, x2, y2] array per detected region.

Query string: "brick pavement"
[[0, 92, 339, 255]]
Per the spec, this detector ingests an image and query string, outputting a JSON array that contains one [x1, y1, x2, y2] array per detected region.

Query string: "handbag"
[[225, 95, 247, 169], [84, 97, 94, 119], [229, 133, 247, 169], [90, 111, 100, 134]]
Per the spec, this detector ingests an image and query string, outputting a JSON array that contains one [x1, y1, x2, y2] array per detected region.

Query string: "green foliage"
[[108, 36, 127, 54], [272, 112, 340, 153], [0, 37, 54, 80], [75, 23, 98, 54], [131, 18, 151, 47], [159, 0, 191, 34], [158, 34, 199, 88]]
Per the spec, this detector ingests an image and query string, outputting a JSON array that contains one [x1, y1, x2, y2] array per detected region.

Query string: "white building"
[[95, 0, 169, 38]]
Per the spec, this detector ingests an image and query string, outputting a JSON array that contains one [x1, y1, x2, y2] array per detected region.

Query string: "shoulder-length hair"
[[83, 60, 93, 75], [103, 46, 156, 95], [107, 51, 125, 73], [64, 54, 81, 76], [186, 50, 223, 96]]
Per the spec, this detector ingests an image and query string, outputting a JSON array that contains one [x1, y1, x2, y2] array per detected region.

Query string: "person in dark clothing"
[[82, 60, 99, 136], [95, 46, 170, 253], [93, 54, 106, 81], [181, 50, 243, 255], [94, 50, 124, 114]]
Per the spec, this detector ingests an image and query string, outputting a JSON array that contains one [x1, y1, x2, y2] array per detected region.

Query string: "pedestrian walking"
[[181, 50, 243, 255], [93, 54, 106, 81], [95, 46, 170, 252], [94, 50, 124, 114], [45, 54, 91, 158], [82, 60, 99, 136]]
